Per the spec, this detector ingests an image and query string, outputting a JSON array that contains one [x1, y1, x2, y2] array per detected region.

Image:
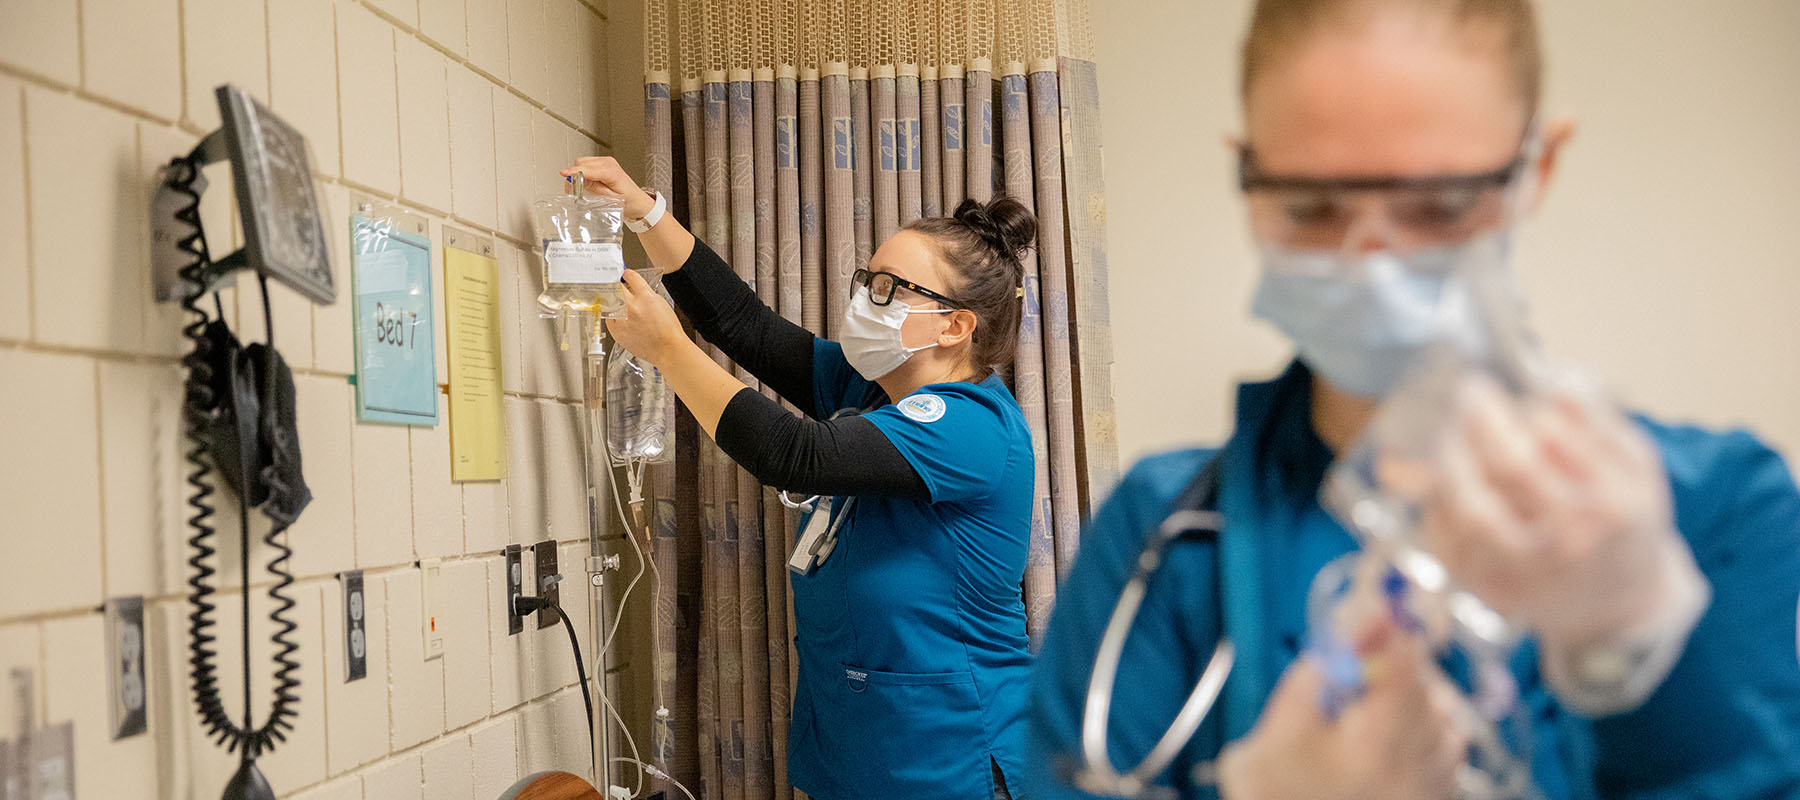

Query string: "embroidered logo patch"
[[898, 394, 947, 423]]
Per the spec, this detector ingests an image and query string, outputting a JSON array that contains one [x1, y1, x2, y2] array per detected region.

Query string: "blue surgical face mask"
[[1251, 234, 1514, 397]]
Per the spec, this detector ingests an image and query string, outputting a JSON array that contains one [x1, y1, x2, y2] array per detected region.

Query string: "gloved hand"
[[1217, 613, 1469, 800], [1411, 372, 1708, 712]]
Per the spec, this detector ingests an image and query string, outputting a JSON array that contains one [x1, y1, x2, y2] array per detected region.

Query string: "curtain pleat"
[[642, 3, 1110, 797]]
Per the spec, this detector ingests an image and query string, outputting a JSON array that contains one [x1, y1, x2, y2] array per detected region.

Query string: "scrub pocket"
[[824, 664, 991, 797]]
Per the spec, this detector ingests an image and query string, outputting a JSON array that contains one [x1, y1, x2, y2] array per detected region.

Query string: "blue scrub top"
[[786, 339, 1036, 800], [1025, 361, 1800, 799]]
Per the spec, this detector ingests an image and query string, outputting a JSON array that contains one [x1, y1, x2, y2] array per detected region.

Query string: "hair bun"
[[953, 197, 1037, 261]]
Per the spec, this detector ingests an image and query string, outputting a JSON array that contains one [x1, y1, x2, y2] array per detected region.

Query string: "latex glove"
[[603, 268, 687, 366], [1217, 613, 1469, 800], [560, 156, 657, 220], [1414, 373, 1708, 713]]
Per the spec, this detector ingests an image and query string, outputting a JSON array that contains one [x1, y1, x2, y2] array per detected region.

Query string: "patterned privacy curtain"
[[635, 1, 1115, 797]]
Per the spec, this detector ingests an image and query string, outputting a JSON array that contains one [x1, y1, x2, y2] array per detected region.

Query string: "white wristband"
[[626, 189, 666, 233]]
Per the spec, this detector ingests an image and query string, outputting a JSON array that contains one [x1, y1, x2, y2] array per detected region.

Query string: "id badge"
[[788, 496, 837, 574]]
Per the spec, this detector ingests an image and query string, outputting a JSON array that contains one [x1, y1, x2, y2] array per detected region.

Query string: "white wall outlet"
[[339, 570, 367, 681], [420, 558, 444, 660]]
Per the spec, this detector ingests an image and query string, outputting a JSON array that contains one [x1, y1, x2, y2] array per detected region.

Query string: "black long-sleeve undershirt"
[[662, 240, 822, 417], [663, 241, 929, 500]]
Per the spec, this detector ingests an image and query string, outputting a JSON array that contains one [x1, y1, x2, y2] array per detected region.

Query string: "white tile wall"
[[292, 776, 363, 800], [81, 0, 182, 121], [97, 361, 187, 598], [367, 0, 420, 30], [1, 0, 626, 791], [0, 77, 27, 343], [0, 0, 81, 85], [385, 568, 447, 750], [419, 0, 470, 57], [0, 349, 101, 619], [491, 89, 537, 241], [446, 67, 499, 230], [360, 752, 424, 800], [504, 0, 550, 108], [352, 420, 417, 569], [518, 688, 590, 780], [463, 480, 514, 555], [313, 182, 359, 374], [291, 375, 359, 578], [419, 732, 474, 800], [397, 35, 454, 214], [181, 0, 269, 131], [468, 716, 521, 799], [24, 87, 147, 353], [412, 402, 465, 559], [268, 0, 343, 180], [337, 3, 401, 195], [505, 397, 548, 545], [440, 558, 492, 729], [466, 0, 511, 83]]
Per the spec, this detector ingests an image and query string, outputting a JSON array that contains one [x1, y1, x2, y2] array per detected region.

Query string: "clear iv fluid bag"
[[605, 344, 674, 465], [533, 175, 628, 315]]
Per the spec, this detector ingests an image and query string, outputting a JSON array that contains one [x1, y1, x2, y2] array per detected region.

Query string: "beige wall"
[[0, 0, 640, 797], [1094, 0, 1800, 468]]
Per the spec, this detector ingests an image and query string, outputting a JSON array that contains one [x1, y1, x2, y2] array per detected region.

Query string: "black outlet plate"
[[533, 540, 559, 630], [504, 545, 524, 636]]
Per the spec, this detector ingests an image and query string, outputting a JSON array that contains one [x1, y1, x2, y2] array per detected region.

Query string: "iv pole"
[[579, 311, 618, 796]]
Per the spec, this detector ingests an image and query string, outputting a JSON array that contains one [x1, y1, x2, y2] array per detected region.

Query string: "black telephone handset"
[[157, 84, 333, 800]]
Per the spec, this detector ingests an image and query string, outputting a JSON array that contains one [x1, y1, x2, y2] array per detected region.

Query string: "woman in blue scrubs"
[[1027, 1, 1800, 798], [563, 156, 1038, 800]]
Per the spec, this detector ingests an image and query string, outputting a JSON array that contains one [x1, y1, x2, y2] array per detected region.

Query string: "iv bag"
[[1314, 234, 1553, 798], [532, 175, 628, 316], [605, 343, 674, 465]]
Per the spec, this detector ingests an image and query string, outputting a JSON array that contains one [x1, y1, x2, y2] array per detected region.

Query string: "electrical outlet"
[[420, 559, 444, 660], [31, 721, 74, 800], [340, 570, 367, 681], [504, 545, 524, 636], [533, 541, 559, 630], [104, 596, 147, 740]]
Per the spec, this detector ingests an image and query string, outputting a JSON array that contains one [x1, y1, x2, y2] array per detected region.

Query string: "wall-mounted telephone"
[[153, 83, 334, 800]]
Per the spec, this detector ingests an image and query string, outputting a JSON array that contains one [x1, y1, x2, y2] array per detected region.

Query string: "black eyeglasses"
[[851, 268, 964, 309]]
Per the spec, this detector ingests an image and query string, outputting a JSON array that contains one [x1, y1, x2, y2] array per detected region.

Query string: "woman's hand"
[[1218, 614, 1468, 800], [603, 268, 688, 366], [1413, 374, 1705, 652], [561, 156, 656, 220]]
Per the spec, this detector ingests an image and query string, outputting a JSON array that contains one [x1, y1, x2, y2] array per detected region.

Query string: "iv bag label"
[[544, 241, 624, 285]]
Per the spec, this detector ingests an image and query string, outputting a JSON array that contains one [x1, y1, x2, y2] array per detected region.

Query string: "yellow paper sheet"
[[444, 243, 507, 481]]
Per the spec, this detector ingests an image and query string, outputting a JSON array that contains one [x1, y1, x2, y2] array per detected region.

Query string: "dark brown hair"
[[1241, 0, 1543, 110], [904, 197, 1036, 375]]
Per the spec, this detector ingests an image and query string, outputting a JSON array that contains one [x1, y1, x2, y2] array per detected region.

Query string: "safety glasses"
[[1239, 146, 1532, 255], [851, 268, 965, 309]]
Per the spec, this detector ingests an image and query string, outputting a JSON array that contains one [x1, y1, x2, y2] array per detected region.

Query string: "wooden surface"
[[494, 771, 605, 800]]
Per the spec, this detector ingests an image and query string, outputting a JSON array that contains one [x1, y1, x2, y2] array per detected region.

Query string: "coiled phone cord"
[[169, 155, 303, 760]]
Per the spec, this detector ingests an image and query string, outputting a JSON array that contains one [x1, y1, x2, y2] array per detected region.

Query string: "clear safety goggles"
[[1240, 142, 1535, 260]]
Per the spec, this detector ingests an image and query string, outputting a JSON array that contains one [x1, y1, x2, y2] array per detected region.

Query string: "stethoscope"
[[1074, 455, 1235, 800]]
